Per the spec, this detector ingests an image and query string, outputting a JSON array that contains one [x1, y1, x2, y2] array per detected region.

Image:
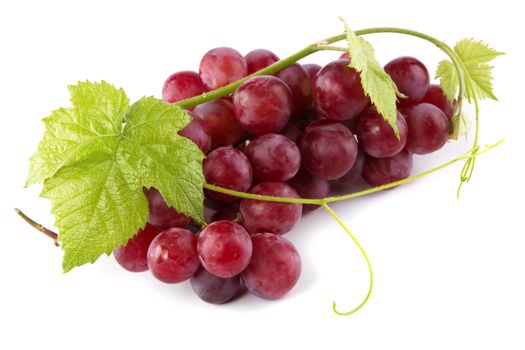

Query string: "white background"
[[1, 0, 524, 349]]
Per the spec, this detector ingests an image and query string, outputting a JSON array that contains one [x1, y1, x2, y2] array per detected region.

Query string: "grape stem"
[[15, 208, 59, 246]]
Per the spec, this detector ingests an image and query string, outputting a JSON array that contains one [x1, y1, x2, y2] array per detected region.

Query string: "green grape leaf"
[[341, 18, 402, 136], [436, 38, 504, 102], [27, 81, 205, 272], [449, 111, 471, 140]]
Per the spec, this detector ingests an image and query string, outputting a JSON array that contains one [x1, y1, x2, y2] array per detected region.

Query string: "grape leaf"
[[341, 18, 402, 136], [436, 38, 504, 102], [27, 81, 205, 272]]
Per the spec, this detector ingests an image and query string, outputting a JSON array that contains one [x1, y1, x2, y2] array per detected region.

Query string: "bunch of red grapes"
[[113, 47, 454, 304]]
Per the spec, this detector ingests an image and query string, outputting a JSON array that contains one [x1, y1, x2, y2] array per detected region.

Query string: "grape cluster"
[[114, 47, 453, 304]]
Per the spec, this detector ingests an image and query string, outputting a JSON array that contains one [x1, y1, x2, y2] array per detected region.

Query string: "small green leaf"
[[341, 17, 401, 136], [28, 81, 205, 272], [450, 111, 471, 140], [436, 38, 503, 102]]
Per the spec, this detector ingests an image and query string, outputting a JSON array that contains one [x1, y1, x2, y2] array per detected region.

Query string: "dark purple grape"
[[197, 220, 252, 278], [300, 119, 358, 180], [330, 148, 366, 194], [210, 206, 241, 223], [356, 107, 408, 158], [362, 150, 413, 187], [194, 99, 245, 149], [302, 63, 321, 84], [147, 228, 200, 283], [244, 133, 301, 182], [145, 188, 189, 230], [242, 233, 301, 300], [240, 182, 302, 235], [401, 103, 450, 154], [203, 147, 253, 202], [275, 63, 312, 114], [279, 123, 302, 144], [245, 49, 279, 74], [420, 84, 455, 121], [314, 59, 369, 120], [233, 75, 293, 135], [162, 71, 208, 106], [113, 223, 160, 272], [288, 168, 329, 212], [384, 56, 430, 105], [190, 267, 241, 304], [178, 111, 211, 153], [199, 47, 248, 90]]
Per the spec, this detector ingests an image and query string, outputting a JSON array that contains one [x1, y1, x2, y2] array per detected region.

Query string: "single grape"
[[203, 147, 253, 202], [339, 52, 351, 59], [275, 63, 312, 114], [147, 228, 200, 283], [233, 75, 293, 135], [300, 119, 358, 180], [204, 193, 238, 211], [190, 267, 241, 304], [178, 111, 211, 153], [384, 56, 430, 105], [279, 123, 302, 144], [197, 220, 252, 278], [210, 206, 241, 223], [287, 168, 329, 212], [113, 223, 160, 272], [244, 133, 301, 182], [194, 99, 245, 149], [162, 71, 208, 105], [420, 84, 455, 120], [242, 233, 301, 300], [302, 63, 321, 84], [330, 148, 366, 194], [145, 188, 189, 230], [356, 107, 408, 158], [401, 103, 450, 154], [314, 59, 369, 120], [240, 182, 302, 235], [245, 49, 279, 74], [199, 47, 248, 90], [362, 150, 413, 187]]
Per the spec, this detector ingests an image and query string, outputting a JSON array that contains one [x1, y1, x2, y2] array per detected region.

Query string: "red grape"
[[194, 99, 245, 149], [339, 52, 350, 60], [162, 71, 208, 105], [203, 147, 253, 202], [145, 188, 189, 230], [147, 228, 200, 283], [199, 47, 248, 90], [210, 206, 241, 223], [362, 150, 413, 187], [300, 119, 358, 180], [197, 220, 252, 278], [240, 182, 302, 235], [420, 84, 455, 120], [384, 56, 430, 105], [288, 168, 329, 212], [279, 123, 302, 144], [330, 148, 366, 194], [244, 133, 301, 182], [356, 107, 408, 158], [242, 233, 301, 300], [113, 223, 160, 272], [302, 63, 321, 84], [190, 267, 241, 304], [402, 103, 450, 154], [275, 63, 312, 114], [245, 49, 279, 74], [314, 59, 369, 120], [178, 111, 211, 153], [233, 76, 293, 135]]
